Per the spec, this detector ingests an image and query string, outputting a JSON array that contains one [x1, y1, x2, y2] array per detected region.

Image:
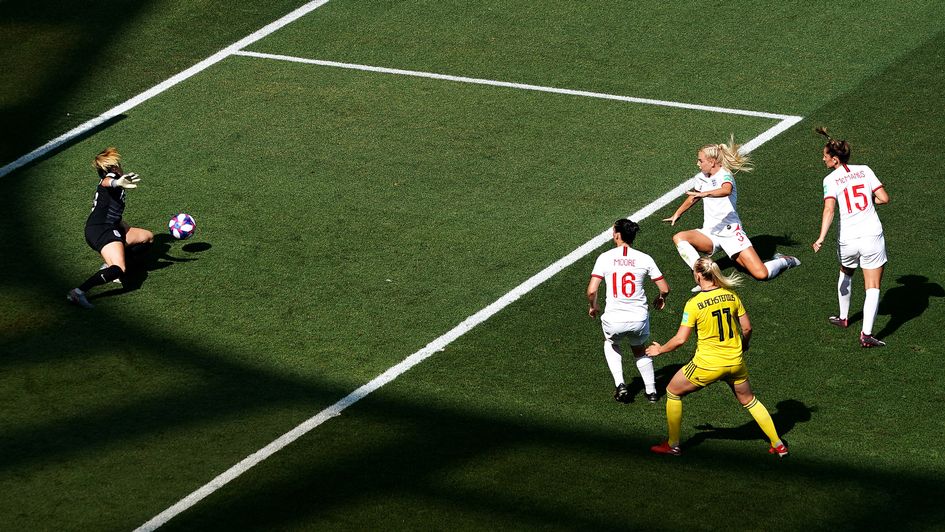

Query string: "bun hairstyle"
[[694, 256, 742, 289], [816, 127, 851, 164], [614, 218, 640, 245], [700, 134, 753, 173]]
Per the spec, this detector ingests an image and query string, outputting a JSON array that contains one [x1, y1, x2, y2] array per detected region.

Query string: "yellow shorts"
[[683, 360, 749, 387]]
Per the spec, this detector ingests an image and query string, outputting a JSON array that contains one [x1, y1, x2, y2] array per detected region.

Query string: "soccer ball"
[[168, 213, 196, 240]]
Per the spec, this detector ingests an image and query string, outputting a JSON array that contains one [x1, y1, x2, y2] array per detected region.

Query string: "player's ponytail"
[[701, 134, 753, 173], [816, 126, 851, 164], [694, 257, 742, 290]]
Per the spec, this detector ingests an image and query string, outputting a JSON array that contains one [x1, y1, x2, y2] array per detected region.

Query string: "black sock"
[[78, 265, 123, 292]]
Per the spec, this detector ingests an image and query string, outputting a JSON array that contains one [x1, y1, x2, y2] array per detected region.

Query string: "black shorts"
[[85, 224, 126, 252]]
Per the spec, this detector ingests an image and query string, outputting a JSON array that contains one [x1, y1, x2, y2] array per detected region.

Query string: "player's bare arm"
[[586, 276, 602, 318], [646, 325, 692, 357], [686, 181, 733, 199], [663, 194, 699, 225], [738, 313, 752, 352], [652, 277, 670, 310], [812, 197, 837, 252]]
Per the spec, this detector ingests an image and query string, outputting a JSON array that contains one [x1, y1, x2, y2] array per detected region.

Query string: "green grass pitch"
[[2, 1, 944, 529]]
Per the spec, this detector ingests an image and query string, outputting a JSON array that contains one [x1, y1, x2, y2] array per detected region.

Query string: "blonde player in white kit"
[[663, 137, 800, 287], [588, 219, 671, 403], [812, 127, 889, 348]]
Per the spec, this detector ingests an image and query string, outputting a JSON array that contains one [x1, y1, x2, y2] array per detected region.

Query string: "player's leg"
[[629, 343, 657, 402], [100, 240, 127, 273], [860, 265, 885, 346], [603, 339, 631, 402], [832, 240, 860, 327], [733, 246, 800, 281], [653, 365, 701, 453], [830, 265, 856, 327], [68, 235, 124, 309], [719, 225, 798, 280], [601, 322, 630, 402], [672, 229, 714, 270], [732, 247, 769, 279], [627, 319, 657, 401], [125, 226, 154, 246], [123, 226, 156, 271], [729, 376, 787, 456], [858, 236, 887, 347]]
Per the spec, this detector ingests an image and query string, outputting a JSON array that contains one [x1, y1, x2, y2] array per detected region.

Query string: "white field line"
[[0, 0, 802, 523], [0, 0, 332, 179], [136, 116, 801, 531], [233, 50, 802, 121]]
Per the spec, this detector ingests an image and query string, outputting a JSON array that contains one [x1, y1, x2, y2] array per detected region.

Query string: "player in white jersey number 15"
[[812, 127, 889, 348], [587, 219, 670, 404]]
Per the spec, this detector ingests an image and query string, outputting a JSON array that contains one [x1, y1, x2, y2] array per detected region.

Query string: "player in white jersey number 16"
[[587, 219, 670, 404]]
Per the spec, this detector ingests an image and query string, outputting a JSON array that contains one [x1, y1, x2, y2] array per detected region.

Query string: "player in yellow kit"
[[645, 257, 788, 457]]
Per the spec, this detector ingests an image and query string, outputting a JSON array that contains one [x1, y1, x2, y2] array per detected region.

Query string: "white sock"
[[675, 241, 699, 270], [837, 272, 852, 319], [862, 288, 880, 335], [603, 342, 624, 387], [763, 257, 785, 279], [766, 255, 801, 279], [635, 355, 656, 394]]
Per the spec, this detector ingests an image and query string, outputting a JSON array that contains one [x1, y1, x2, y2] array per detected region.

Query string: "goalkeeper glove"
[[111, 173, 141, 189]]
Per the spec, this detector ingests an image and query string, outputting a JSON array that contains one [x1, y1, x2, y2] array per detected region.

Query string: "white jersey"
[[591, 245, 664, 322], [822, 164, 884, 241], [693, 168, 742, 235]]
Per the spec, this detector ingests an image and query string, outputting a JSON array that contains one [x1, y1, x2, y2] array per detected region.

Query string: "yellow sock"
[[666, 391, 682, 447], [744, 397, 781, 446]]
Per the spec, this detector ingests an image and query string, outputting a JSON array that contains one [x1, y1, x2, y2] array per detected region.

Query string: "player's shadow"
[[93, 233, 210, 298], [682, 399, 814, 449], [714, 234, 800, 272], [626, 363, 682, 402], [874, 275, 945, 339]]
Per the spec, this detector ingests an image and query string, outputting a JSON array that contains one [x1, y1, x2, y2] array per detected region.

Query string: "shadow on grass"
[[714, 233, 801, 273], [876, 274, 944, 339], [1, 317, 940, 531], [812, 274, 943, 341], [683, 398, 815, 448], [159, 389, 940, 532], [0, 0, 148, 167], [626, 363, 682, 402], [90, 233, 209, 298]]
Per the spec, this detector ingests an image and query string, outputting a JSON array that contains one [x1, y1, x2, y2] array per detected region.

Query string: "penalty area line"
[[135, 116, 801, 531], [233, 50, 802, 121]]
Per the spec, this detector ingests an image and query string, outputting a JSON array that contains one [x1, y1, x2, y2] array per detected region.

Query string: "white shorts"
[[601, 316, 650, 347], [838, 234, 887, 269], [697, 224, 753, 257]]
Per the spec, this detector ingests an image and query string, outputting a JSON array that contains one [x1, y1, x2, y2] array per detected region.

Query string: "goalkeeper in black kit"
[[67, 147, 154, 309]]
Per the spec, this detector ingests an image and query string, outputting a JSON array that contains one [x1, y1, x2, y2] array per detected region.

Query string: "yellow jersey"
[[681, 287, 746, 368]]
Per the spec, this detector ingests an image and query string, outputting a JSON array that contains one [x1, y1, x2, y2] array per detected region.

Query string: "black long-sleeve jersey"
[[86, 167, 126, 227]]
